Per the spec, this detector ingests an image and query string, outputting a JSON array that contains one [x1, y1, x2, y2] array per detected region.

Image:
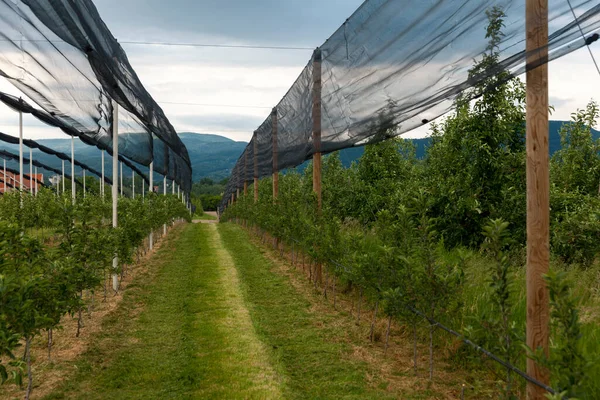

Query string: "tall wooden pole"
[[312, 47, 323, 284], [272, 108, 278, 200], [112, 100, 119, 292], [526, 0, 550, 398], [312, 48, 322, 211], [253, 131, 258, 203], [244, 150, 248, 196]]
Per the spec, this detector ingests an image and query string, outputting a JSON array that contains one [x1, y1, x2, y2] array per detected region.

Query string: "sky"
[[0, 0, 599, 143]]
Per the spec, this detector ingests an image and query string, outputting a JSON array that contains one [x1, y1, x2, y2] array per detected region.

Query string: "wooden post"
[[253, 131, 258, 203], [272, 108, 278, 200], [526, 0, 550, 398], [231, 192, 235, 205], [312, 48, 322, 211], [312, 48, 323, 284], [244, 150, 248, 196]]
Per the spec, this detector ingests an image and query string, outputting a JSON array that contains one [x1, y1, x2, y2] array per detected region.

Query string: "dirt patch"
[[0, 223, 186, 400]]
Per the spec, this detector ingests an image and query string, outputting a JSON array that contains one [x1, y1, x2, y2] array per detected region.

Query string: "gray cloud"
[[95, 0, 364, 47]]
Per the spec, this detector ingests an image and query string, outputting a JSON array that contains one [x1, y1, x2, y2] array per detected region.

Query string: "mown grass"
[[193, 212, 217, 220], [218, 222, 402, 399], [43, 224, 202, 399], [44, 223, 282, 400]]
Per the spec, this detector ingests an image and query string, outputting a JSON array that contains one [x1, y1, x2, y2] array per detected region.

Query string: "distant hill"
[[0, 121, 597, 183]]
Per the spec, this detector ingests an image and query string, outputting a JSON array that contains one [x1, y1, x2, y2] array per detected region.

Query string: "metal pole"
[[132, 170, 135, 199], [83, 169, 86, 198], [19, 111, 23, 191], [112, 100, 119, 292], [172, 179, 175, 195], [71, 135, 75, 204], [142, 176, 145, 198], [163, 175, 167, 235], [62, 160, 65, 193], [3, 159, 6, 192], [34, 167, 38, 195], [526, 0, 550, 398]]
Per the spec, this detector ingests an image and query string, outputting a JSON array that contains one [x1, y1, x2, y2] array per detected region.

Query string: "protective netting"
[[0, 152, 81, 189], [0, 0, 191, 191], [221, 0, 600, 209], [0, 165, 45, 190], [0, 130, 138, 185]]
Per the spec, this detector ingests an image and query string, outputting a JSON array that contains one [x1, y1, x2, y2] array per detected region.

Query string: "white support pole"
[[101, 150, 105, 198], [120, 161, 123, 197], [34, 167, 38, 196], [62, 160, 65, 193], [142, 177, 145, 198], [29, 147, 33, 194], [71, 135, 75, 204], [112, 100, 119, 292], [19, 111, 23, 191], [172, 179, 175, 195], [132, 170, 135, 199], [149, 161, 153, 250], [83, 169, 86, 198], [3, 159, 6, 192]]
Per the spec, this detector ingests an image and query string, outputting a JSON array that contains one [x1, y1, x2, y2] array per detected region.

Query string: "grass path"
[[218, 223, 398, 399], [45, 222, 408, 399], [45, 223, 281, 399]]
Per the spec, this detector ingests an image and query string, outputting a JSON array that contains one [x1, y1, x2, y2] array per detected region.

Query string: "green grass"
[[44, 221, 449, 399], [193, 212, 217, 220], [44, 223, 280, 399], [218, 222, 399, 399]]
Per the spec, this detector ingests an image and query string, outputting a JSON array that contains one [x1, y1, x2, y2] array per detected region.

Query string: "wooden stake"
[[312, 49, 323, 283], [526, 0, 550, 398], [312, 48, 322, 211], [272, 108, 278, 200], [253, 131, 258, 203], [244, 149, 248, 196]]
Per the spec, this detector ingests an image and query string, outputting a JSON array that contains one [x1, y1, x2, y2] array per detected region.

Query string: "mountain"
[[0, 121, 597, 183]]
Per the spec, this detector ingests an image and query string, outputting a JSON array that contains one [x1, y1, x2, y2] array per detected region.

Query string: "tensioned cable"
[[566, 0, 600, 78], [159, 101, 272, 109], [0, 38, 313, 51], [119, 41, 314, 50]]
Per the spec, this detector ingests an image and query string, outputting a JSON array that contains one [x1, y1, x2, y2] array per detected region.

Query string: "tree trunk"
[[370, 300, 379, 342], [357, 288, 363, 325], [385, 315, 392, 355], [429, 310, 434, 380], [103, 269, 108, 302], [324, 269, 329, 299], [413, 322, 418, 376], [25, 336, 32, 400], [77, 291, 83, 337], [47, 329, 52, 361], [333, 277, 337, 310]]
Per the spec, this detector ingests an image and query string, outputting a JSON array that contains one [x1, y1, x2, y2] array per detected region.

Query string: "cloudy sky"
[[0, 0, 599, 143]]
